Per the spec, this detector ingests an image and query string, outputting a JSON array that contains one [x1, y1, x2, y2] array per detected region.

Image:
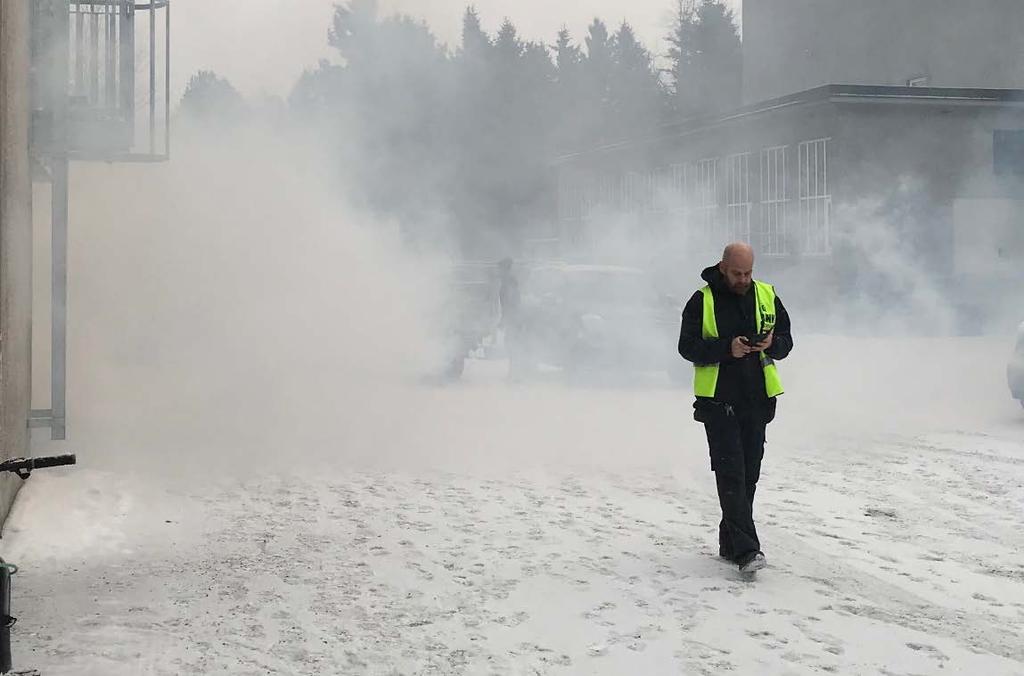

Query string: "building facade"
[[554, 3, 1024, 327]]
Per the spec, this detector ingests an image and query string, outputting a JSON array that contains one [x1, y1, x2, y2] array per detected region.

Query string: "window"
[[641, 171, 655, 213], [557, 171, 591, 247], [621, 172, 642, 213], [725, 153, 752, 244], [669, 163, 689, 212], [558, 172, 584, 222], [596, 173, 618, 212], [651, 167, 672, 213], [798, 138, 831, 255], [994, 130, 1024, 176], [557, 176, 571, 221], [759, 146, 789, 255], [695, 158, 719, 251], [659, 163, 691, 237], [580, 179, 595, 220]]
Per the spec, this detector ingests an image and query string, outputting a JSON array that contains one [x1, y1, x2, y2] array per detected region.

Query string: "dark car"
[[1009, 321, 1024, 408], [514, 262, 681, 378]]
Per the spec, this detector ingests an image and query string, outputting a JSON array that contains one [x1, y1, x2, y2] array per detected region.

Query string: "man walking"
[[677, 243, 793, 574]]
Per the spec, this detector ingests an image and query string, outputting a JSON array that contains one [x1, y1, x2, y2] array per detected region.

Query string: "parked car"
[[1008, 320, 1024, 408], [513, 262, 681, 378]]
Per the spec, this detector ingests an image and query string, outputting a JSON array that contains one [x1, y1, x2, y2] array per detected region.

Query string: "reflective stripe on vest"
[[693, 280, 785, 399]]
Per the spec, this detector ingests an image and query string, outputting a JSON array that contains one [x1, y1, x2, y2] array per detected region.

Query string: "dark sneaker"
[[738, 551, 767, 574]]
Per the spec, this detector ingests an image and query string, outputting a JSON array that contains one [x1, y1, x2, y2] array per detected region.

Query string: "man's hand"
[[751, 331, 774, 353], [730, 336, 753, 359]]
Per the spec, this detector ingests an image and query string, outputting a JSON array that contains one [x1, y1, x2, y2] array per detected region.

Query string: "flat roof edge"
[[552, 83, 1024, 165]]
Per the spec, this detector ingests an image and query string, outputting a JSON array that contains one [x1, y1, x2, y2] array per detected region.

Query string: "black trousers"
[[698, 402, 768, 562]]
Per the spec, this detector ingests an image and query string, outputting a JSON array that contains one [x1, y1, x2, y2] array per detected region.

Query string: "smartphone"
[[744, 330, 771, 345]]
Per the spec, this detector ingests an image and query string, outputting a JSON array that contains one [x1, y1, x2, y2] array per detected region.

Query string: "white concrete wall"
[[0, 0, 34, 525]]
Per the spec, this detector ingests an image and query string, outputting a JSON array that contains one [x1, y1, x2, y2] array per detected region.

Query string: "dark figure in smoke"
[[497, 258, 525, 379], [677, 243, 793, 574]]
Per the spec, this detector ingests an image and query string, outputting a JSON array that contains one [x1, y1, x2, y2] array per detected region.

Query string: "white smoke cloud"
[[31, 125, 452, 477]]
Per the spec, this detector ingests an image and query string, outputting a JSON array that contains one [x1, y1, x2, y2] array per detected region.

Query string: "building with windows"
[[552, 2, 1024, 319]]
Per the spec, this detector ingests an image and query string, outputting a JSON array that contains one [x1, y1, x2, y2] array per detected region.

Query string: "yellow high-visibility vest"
[[693, 280, 784, 398]]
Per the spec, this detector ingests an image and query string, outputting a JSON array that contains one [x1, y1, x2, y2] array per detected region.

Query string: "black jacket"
[[677, 264, 793, 406]]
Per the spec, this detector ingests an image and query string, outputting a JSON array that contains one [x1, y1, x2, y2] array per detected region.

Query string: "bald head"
[[719, 242, 755, 295], [723, 242, 754, 267]]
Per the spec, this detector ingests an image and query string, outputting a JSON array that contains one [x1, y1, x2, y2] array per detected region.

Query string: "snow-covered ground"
[[3, 336, 1023, 675]]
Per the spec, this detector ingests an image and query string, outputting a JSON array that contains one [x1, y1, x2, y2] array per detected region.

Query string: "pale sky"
[[169, 0, 742, 101]]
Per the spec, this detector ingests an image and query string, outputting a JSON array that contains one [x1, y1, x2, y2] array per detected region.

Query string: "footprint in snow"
[[907, 642, 949, 661]]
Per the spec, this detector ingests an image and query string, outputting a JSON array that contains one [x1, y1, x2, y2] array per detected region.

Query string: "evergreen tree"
[[580, 19, 615, 144], [301, 1, 451, 218], [667, 0, 697, 111], [289, 59, 346, 120], [179, 70, 246, 127], [608, 22, 665, 140], [552, 27, 586, 151], [460, 6, 490, 61], [583, 18, 614, 101], [451, 13, 557, 251], [327, 0, 380, 66], [288, 3, 686, 253], [554, 27, 583, 77], [669, 0, 741, 117]]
